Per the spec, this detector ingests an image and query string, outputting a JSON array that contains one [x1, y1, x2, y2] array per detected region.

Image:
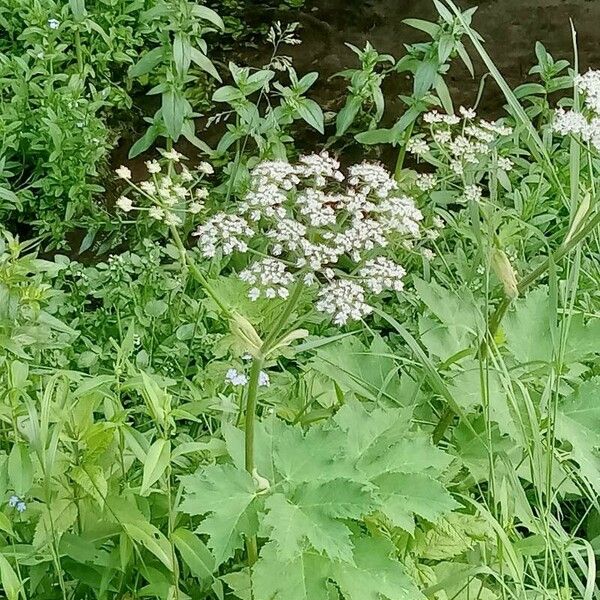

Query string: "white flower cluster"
[[226, 368, 270, 387], [552, 70, 600, 149], [359, 257, 406, 294], [193, 152, 428, 326], [114, 151, 212, 226], [316, 280, 373, 325], [415, 109, 513, 177], [240, 258, 294, 300], [415, 173, 437, 191], [194, 215, 253, 258]]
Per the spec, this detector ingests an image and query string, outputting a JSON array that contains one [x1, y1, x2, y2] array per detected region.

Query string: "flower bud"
[[491, 248, 519, 299]]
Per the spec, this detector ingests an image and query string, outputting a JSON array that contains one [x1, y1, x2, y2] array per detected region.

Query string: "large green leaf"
[[309, 335, 404, 403], [332, 537, 425, 600], [180, 465, 258, 566], [373, 473, 459, 533], [252, 542, 332, 600], [556, 378, 600, 493]]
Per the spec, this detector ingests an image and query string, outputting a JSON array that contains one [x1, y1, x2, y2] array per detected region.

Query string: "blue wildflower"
[[8, 495, 19, 508], [15, 501, 26, 513]]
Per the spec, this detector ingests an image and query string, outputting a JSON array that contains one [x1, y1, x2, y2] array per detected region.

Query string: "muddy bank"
[[245, 0, 600, 115]]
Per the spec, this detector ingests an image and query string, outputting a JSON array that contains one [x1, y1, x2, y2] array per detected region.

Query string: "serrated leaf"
[[374, 473, 459, 533], [263, 480, 373, 562], [252, 542, 331, 600], [556, 378, 600, 493], [416, 513, 493, 560], [180, 465, 258, 566], [34, 499, 78, 549], [71, 464, 108, 507], [309, 335, 403, 403], [332, 537, 425, 600]]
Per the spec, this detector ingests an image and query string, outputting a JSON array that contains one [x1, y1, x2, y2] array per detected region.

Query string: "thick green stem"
[[243, 282, 304, 570], [243, 355, 263, 569], [244, 355, 265, 475]]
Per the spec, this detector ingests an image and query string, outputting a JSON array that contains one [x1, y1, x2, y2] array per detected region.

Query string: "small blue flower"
[[8, 495, 19, 508], [15, 501, 26, 513]]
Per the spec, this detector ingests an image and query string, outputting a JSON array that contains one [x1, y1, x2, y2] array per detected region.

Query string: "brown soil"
[[267, 0, 600, 115], [111, 0, 600, 183]]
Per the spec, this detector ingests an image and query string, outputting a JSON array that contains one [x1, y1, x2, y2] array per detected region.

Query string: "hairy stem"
[[244, 282, 304, 570]]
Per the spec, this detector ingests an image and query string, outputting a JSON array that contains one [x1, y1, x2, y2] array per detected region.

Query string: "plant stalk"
[[433, 208, 600, 444]]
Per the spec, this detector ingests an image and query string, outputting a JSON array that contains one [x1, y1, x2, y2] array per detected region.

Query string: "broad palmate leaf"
[[182, 400, 458, 595], [179, 464, 259, 566]]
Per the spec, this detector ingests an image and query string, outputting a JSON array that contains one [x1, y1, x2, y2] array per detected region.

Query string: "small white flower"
[[225, 369, 248, 386], [193, 214, 254, 258], [316, 280, 373, 325], [140, 181, 155, 194], [181, 168, 194, 182], [145, 160, 161, 174], [259, 371, 270, 387], [48, 18, 60, 29], [240, 258, 294, 300], [415, 173, 437, 191], [149, 206, 165, 220], [497, 157, 513, 171], [433, 216, 445, 229], [163, 212, 182, 227], [406, 138, 430, 156], [196, 188, 209, 200], [463, 184, 483, 203], [116, 195, 134, 212], [198, 161, 214, 175], [163, 149, 183, 162], [422, 248, 435, 261], [459, 106, 477, 119], [359, 257, 406, 294], [116, 165, 132, 180], [189, 201, 204, 214]]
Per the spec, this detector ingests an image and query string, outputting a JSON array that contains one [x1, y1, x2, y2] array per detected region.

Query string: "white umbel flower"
[[145, 160, 161, 174], [359, 257, 406, 294], [116, 165, 132, 180], [406, 138, 430, 156], [415, 173, 437, 191], [116, 196, 134, 212], [316, 280, 373, 325], [348, 162, 398, 198], [193, 214, 254, 258], [240, 258, 294, 300], [463, 184, 483, 203]]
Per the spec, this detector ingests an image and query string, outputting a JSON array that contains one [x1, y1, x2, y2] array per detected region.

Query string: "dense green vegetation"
[[1, 1, 600, 598]]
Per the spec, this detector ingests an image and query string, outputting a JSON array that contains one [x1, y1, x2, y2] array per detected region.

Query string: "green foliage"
[[1, 0, 600, 598], [182, 402, 456, 597]]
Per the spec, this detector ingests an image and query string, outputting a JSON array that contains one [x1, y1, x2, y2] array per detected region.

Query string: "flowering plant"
[[114, 149, 213, 231], [191, 152, 432, 326]]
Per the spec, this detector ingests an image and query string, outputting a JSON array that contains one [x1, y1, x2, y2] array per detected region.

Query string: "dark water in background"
[[245, 0, 600, 115]]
